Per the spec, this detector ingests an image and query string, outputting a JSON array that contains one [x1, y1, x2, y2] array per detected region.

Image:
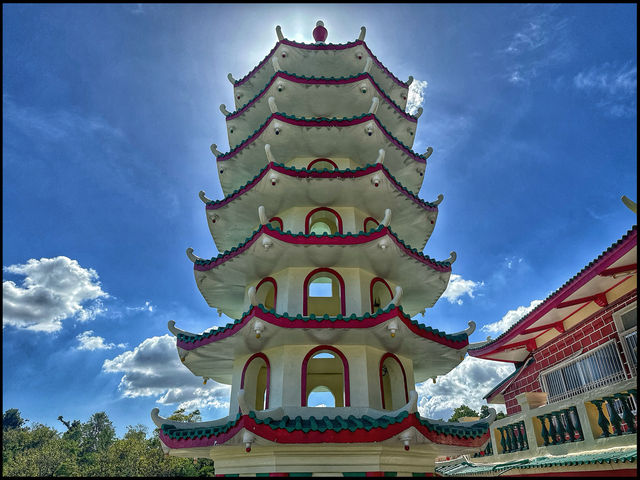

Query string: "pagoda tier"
[[214, 113, 430, 195], [231, 30, 410, 111], [188, 224, 454, 318], [202, 162, 442, 253], [171, 304, 473, 385], [151, 405, 492, 475], [225, 71, 419, 150]]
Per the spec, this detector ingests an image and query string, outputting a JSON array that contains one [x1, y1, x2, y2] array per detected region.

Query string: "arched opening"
[[363, 216, 380, 232], [256, 277, 277, 311], [303, 268, 346, 317], [307, 387, 336, 407], [305, 207, 343, 235], [268, 216, 283, 230], [301, 346, 350, 407], [307, 158, 338, 171], [379, 353, 408, 411], [241, 353, 270, 411], [370, 278, 393, 313]]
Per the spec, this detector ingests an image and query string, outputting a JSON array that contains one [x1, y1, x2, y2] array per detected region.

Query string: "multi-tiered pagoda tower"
[[152, 21, 494, 476]]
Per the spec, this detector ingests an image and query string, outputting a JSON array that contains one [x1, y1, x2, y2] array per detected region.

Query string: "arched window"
[[307, 158, 338, 171], [307, 387, 336, 408], [303, 268, 346, 316], [363, 216, 380, 232], [256, 277, 277, 311], [305, 207, 343, 235], [301, 346, 350, 407], [241, 353, 271, 411], [379, 353, 408, 411], [370, 278, 393, 313], [268, 216, 283, 230]]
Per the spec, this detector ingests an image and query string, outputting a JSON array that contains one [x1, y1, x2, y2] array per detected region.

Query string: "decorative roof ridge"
[[468, 225, 638, 354], [234, 39, 408, 90], [176, 303, 469, 350], [192, 224, 451, 272], [227, 71, 417, 122], [205, 162, 438, 211], [216, 112, 427, 163], [159, 410, 489, 443]]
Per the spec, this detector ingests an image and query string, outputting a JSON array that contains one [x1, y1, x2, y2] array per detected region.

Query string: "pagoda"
[[151, 21, 495, 476]]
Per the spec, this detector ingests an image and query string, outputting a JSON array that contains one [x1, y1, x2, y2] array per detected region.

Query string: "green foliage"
[[2, 408, 215, 477], [3, 408, 27, 431], [448, 404, 480, 422]]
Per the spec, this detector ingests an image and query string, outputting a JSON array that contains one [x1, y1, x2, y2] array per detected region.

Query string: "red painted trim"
[[301, 345, 350, 407], [193, 225, 451, 273], [307, 158, 339, 170], [234, 40, 408, 90], [304, 207, 344, 235], [557, 292, 609, 309], [363, 216, 380, 232], [379, 352, 409, 409], [303, 267, 346, 316], [216, 114, 425, 164], [523, 320, 567, 335], [158, 413, 490, 450], [240, 352, 271, 409], [268, 216, 283, 230], [599, 263, 636, 276], [228, 72, 417, 123], [256, 277, 278, 310], [205, 163, 438, 213], [469, 229, 637, 358], [177, 305, 469, 351], [370, 277, 393, 313]]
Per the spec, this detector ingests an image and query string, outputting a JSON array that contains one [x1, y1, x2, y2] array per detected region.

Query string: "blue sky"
[[3, 4, 636, 435]]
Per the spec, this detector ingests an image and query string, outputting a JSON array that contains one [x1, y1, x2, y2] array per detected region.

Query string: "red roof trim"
[[469, 229, 637, 358], [193, 225, 451, 273], [205, 163, 438, 212], [177, 305, 468, 351], [216, 113, 426, 164], [158, 413, 488, 450], [228, 72, 416, 122], [234, 40, 408, 89]]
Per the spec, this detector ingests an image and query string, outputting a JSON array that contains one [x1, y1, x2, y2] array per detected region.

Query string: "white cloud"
[[127, 301, 154, 313], [573, 63, 636, 117], [406, 79, 428, 115], [3, 257, 108, 332], [502, 7, 572, 85], [103, 334, 230, 411], [77, 330, 126, 351], [481, 299, 544, 335], [417, 356, 513, 420], [441, 274, 484, 305]]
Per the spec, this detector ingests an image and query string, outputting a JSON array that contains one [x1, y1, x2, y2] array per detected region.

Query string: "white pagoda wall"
[[227, 344, 416, 414]]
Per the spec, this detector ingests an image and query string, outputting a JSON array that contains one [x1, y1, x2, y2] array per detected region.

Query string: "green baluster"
[[537, 415, 550, 446], [626, 389, 637, 431], [506, 424, 516, 452], [603, 396, 624, 436], [562, 408, 576, 442], [614, 393, 637, 434], [568, 406, 583, 441], [552, 411, 567, 444], [519, 420, 529, 450], [514, 423, 524, 450], [590, 400, 612, 438], [544, 413, 558, 445], [498, 427, 507, 453]]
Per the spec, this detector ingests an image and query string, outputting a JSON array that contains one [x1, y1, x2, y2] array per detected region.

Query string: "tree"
[[448, 404, 480, 422], [80, 411, 116, 454], [3, 408, 27, 431]]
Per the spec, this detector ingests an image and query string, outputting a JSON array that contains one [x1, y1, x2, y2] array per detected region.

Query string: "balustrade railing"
[[496, 420, 529, 454], [484, 379, 637, 462]]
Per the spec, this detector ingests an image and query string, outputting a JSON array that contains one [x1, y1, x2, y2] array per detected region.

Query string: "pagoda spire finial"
[[275, 25, 284, 41], [313, 20, 328, 43], [359, 26, 366, 41]]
